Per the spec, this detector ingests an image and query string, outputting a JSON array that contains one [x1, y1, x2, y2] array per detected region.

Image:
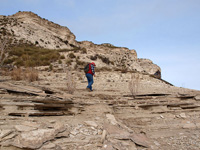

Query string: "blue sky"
[[1, 0, 200, 90]]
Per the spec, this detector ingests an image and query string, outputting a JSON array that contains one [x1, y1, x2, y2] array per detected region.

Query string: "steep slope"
[[0, 70, 200, 150], [0, 11, 78, 49], [1, 11, 160, 78], [1, 11, 200, 150], [78, 41, 161, 77]]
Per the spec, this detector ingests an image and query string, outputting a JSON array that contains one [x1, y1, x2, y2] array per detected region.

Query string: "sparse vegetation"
[[76, 59, 87, 66], [11, 68, 23, 80], [58, 49, 72, 52], [49, 64, 53, 71], [90, 54, 112, 65], [66, 59, 73, 65], [121, 67, 128, 73], [24, 68, 39, 82], [60, 55, 65, 59], [5, 45, 61, 67], [58, 47, 82, 53], [81, 48, 87, 54], [11, 67, 39, 82], [95, 67, 112, 72], [90, 55, 98, 60], [58, 59, 62, 64], [68, 52, 76, 59]]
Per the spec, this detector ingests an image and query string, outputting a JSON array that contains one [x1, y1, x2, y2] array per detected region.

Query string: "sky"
[[1, 0, 200, 90]]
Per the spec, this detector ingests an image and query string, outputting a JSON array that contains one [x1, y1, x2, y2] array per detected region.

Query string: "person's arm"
[[91, 64, 95, 75]]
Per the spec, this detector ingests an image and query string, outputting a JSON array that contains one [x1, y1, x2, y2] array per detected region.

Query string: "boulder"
[[195, 95, 200, 101], [13, 129, 56, 149], [13, 122, 66, 149], [0, 129, 13, 139], [106, 114, 118, 125], [84, 121, 98, 128], [15, 125, 37, 132]]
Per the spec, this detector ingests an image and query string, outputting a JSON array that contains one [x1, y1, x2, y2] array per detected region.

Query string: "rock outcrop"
[[1, 11, 200, 150], [0, 11, 78, 49], [0, 11, 161, 76], [0, 71, 199, 150]]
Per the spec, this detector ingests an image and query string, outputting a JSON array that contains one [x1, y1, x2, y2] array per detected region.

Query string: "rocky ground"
[[0, 69, 200, 150], [1, 11, 200, 150]]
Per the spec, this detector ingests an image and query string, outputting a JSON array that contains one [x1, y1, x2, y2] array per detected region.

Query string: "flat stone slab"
[[13, 122, 65, 149], [15, 125, 37, 132], [195, 95, 200, 101], [0, 129, 13, 139]]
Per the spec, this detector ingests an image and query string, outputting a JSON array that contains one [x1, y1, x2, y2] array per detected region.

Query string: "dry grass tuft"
[[11, 67, 39, 82], [24, 68, 39, 82], [11, 68, 23, 81], [5, 45, 60, 67]]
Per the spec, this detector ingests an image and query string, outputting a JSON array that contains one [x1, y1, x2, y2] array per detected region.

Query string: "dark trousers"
[[86, 73, 94, 91]]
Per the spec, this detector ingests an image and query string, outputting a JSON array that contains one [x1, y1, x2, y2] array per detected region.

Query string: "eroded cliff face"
[[1, 11, 78, 49], [76, 41, 161, 76], [0, 11, 161, 76], [138, 59, 161, 76], [2, 11, 200, 150]]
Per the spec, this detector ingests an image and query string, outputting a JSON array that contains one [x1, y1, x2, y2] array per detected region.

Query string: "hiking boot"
[[86, 88, 91, 92]]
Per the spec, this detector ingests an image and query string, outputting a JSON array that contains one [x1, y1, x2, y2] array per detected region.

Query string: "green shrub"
[[121, 68, 128, 73], [68, 52, 76, 59], [49, 64, 53, 71], [4, 58, 14, 64], [60, 55, 65, 59], [6, 45, 60, 67], [58, 47, 80, 53], [66, 59, 73, 65], [81, 48, 87, 54], [58, 59, 62, 64], [100, 67, 112, 71], [90, 54, 98, 60], [76, 59, 87, 66], [90, 54, 111, 64], [99, 55, 110, 64], [58, 47, 87, 54]]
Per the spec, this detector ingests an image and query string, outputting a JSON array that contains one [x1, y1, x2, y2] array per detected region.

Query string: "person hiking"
[[85, 62, 96, 91]]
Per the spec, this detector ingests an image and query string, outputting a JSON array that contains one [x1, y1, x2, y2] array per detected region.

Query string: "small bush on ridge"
[[11, 68, 23, 80], [5, 45, 60, 67], [11, 67, 39, 82]]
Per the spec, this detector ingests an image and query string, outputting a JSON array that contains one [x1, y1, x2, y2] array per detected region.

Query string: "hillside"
[[1, 11, 160, 78], [0, 11, 200, 150]]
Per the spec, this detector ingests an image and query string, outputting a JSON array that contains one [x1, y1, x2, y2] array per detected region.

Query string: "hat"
[[91, 62, 96, 66]]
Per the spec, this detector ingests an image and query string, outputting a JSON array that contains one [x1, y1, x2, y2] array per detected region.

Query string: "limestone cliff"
[[0, 11, 78, 49], [0, 11, 161, 77]]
